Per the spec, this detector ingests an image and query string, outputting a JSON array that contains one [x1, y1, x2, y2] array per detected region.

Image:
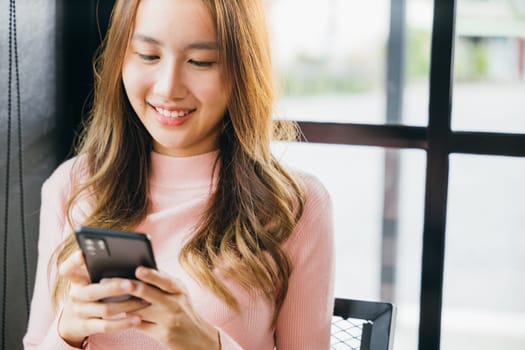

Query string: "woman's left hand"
[[126, 267, 220, 350]]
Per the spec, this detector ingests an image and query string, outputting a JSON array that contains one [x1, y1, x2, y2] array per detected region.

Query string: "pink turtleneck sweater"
[[23, 150, 334, 350]]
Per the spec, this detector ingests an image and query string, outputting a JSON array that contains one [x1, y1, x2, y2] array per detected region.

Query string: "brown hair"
[[51, 0, 304, 325]]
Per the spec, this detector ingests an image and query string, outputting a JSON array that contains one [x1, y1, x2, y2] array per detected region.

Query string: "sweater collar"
[[149, 150, 220, 189]]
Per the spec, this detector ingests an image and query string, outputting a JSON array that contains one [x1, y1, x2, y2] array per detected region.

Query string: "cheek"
[[195, 76, 231, 110], [122, 62, 149, 102]]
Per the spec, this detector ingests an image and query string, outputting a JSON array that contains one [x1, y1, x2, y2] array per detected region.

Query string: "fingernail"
[[120, 280, 133, 291], [130, 316, 141, 326], [72, 251, 83, 263], [136, 267, 147, 277]]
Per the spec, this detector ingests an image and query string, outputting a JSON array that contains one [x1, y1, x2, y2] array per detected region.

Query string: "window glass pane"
[[442, 155, 525, 350], [395, 148, 426, 349], [267, 0, 432, 126], [272, 142, 426, 350], [452, 0, 525, 133], [403, 0, 433, 127]]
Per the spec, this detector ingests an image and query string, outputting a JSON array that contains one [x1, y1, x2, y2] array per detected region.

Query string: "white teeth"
[[155, 107, 192, 118]]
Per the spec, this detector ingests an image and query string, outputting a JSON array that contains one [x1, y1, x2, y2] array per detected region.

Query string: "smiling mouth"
[[154, 106, 195, 118]]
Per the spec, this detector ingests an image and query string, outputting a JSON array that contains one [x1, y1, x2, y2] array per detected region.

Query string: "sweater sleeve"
[[23, 163, 80, 350], [275, 175, 335, 350]]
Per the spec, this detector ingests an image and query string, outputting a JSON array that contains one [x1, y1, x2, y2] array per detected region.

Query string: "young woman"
[[23, 0, 334, 349]]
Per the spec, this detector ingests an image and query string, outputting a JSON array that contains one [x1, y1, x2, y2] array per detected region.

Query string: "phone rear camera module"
[[97, 240, 106, 251], [82, 237, 111, 259]]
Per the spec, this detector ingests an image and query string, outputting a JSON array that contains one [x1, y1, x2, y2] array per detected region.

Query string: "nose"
[[152, 60, 188, 99]]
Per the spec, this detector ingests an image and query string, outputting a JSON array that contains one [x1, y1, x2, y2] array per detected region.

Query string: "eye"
[[137, 53, 159, 61], [188, 59, 215, 68]]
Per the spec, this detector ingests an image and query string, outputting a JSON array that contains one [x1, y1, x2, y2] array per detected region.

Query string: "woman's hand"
[[57, 251, 147, 347], [127, 267, 220, 350]]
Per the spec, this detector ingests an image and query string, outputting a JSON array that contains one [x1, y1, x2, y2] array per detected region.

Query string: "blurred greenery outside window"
[[453, 0, 525, 134]]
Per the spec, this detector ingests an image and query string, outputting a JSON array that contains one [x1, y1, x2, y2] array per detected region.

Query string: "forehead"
[[132, 0, 216, 46]]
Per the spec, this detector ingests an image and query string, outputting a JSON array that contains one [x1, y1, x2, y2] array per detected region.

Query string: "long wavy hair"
[[51, 0, 305, 325]]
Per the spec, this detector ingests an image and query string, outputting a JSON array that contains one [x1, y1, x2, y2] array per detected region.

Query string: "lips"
[[149, 103, 195, 126]]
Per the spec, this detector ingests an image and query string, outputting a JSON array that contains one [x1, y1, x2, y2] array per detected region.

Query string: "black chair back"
[[331, 298, 396, 350]]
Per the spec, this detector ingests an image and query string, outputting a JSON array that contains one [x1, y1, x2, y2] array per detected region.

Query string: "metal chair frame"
[[331, 298, 396, 350]]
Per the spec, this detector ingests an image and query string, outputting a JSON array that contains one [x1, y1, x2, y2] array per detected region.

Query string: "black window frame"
[[298, 1, 525, 350]]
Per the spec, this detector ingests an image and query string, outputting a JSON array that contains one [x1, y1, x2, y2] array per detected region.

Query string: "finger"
[[126, 279, 168, 305], [131, 319, 159, 334], [70, 278, 135, 303], [85, 314, 142, 334], [125, 296, 173, 323], [126, 305, 155, 324], [125, 282, 187, 326], [59, 250, 90, 285], [72, 297, 149, 319], [135, 267, 186, 295]]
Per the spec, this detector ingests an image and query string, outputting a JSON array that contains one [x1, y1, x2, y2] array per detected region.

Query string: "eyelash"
[[188, 59, 215, 67], [137, 53, 159, 61], [136, 53, 216, 67]]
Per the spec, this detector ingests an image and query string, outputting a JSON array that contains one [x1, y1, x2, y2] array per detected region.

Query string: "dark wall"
[[0, 1, 113, 349], [1, 1, 60, 348]]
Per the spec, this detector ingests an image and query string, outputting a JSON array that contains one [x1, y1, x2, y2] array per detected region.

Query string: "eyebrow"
[[132, 34, 162, 45], [186, 41, 218, 50], [132, 34, 218, 50]]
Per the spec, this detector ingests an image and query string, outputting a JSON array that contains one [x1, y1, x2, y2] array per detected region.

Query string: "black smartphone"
[[74, 226, 157, 301]]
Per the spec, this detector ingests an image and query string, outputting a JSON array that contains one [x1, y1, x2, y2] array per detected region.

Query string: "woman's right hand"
[[57, 250, 147, 347]]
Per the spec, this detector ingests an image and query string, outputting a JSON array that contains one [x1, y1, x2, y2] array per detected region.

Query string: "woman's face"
[[122, 0, 231, 157]]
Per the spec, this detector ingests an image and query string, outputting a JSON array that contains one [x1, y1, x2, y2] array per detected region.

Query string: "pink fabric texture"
[[23, 150, 334, 349]]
